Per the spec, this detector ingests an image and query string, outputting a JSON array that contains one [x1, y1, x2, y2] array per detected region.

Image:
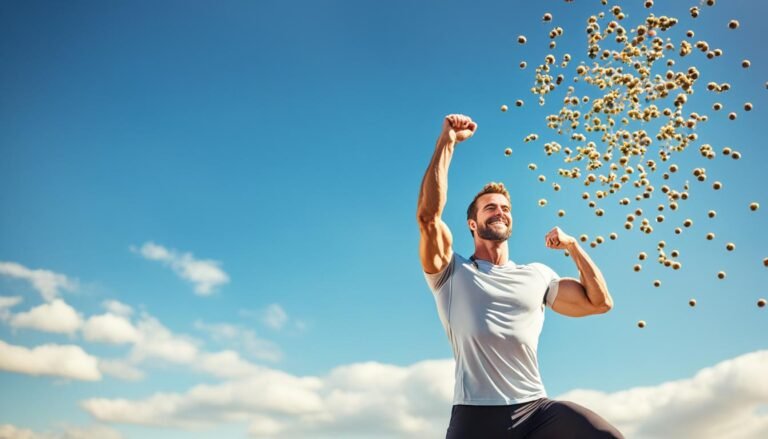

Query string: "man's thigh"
[[446, 405, 514, 439], [520, 399, 624, 439]]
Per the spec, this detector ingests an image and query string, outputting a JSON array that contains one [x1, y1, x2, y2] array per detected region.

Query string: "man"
[[417, 114, 624, 438]]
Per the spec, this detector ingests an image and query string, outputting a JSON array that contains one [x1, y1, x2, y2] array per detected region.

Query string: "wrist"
[[437, 132, 456, 148], [565, 240, 579, 252]]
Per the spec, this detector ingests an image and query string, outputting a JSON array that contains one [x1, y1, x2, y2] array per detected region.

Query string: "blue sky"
[[1, 0, 766, 438]]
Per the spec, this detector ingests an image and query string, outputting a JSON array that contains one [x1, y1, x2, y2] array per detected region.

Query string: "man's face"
[[469, 193, 513, 242]]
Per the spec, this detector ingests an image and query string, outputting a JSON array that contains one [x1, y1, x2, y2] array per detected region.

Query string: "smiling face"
[[468, 193, 513, 242]]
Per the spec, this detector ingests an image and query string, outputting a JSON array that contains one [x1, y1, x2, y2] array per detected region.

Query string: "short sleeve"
[[423, 251, 456, 294], [530, 262, 561, 307]]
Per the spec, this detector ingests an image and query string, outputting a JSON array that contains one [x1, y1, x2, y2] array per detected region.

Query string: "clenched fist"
[[442, 114, 477, 143], [545, 226, 577, 250]]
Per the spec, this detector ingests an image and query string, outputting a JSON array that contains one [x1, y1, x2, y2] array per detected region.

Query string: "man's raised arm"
[[417, 114, 477, 274]]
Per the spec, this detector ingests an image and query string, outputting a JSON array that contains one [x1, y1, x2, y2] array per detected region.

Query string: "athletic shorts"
[[445, 398, 625, 439]]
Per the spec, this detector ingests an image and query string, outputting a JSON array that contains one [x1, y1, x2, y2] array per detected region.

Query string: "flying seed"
[[518, 35, 527, 44], [707, 232, 715, 240], [504, 148, 513, 156], [637, 320, 646, 328], [653, 280, 661, 287], [501, 104, 508, 112], [750, 202, 759, 211], [717, 271, 726, 279], [726, 243, 735, 251], [759, 299, 767, 308], [728, 20, 739, 29]]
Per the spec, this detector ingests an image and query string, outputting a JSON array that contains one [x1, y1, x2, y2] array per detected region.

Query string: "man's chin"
[[477, 229, 511, 242]]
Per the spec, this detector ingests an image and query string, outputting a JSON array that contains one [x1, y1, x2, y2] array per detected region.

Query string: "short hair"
[[467, 182, 511, 236]]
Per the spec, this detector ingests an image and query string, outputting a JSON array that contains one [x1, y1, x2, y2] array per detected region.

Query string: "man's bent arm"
[[565, 241, 613, 311]]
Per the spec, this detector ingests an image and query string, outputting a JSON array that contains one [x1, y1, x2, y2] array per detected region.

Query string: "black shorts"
[[446, 398, 624, 439]]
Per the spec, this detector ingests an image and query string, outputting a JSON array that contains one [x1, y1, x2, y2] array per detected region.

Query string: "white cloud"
[[0, 339, 101, 381], [98, 359, 145, 381], [0, 423, 123, 439], [132, 242, 229, 295], [0, 262, 77, 302], [0, 295, 23, 320], [82, 368, 327, 430], [57, 425, 124, 439], [0, 424, 52, 439], [262, 304, 288, 330], [81, 351, 768, 438], [556, 350, 768, 439], [196, 350, 263, 380], [194, 321, 282, 362], [130, 314, 199, 364], [10, 299, 83, 335], [101, 300, 133, 317], [81, 358, 451, 438], [82, 313, 139, 344]]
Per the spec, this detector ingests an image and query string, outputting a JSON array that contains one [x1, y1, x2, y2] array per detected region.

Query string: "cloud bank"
[[80, 351, 768, 438]]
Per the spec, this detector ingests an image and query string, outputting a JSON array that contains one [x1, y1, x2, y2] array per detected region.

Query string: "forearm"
[[417, 134, 456, 221], [565, 242, 613, 308]]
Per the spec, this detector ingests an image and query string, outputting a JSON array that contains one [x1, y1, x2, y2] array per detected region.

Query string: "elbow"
[[417, 212, 439, 228], [591, 293, 613, 314]]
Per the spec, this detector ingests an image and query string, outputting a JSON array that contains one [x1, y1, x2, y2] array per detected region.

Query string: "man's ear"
[[467, 219, 477, 232]]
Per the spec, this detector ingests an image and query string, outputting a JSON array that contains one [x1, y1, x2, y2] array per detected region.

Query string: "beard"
[[476, 218, 512, 242]]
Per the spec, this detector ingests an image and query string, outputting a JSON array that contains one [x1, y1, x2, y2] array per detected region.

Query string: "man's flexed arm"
[[417, 114, 477, 274]]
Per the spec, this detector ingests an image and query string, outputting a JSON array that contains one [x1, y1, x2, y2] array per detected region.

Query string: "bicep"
[[551, 278, 605, 317], [419, 218, 453, 274]]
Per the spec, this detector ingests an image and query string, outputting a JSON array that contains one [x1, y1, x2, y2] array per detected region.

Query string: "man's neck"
[[472, 240, 509, 266]]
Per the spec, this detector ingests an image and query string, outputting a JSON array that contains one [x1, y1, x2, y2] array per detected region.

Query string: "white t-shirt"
[[424, 252, 560, 405]]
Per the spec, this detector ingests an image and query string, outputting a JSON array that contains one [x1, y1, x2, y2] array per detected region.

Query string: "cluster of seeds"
[[506, 1, 766, 326]]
